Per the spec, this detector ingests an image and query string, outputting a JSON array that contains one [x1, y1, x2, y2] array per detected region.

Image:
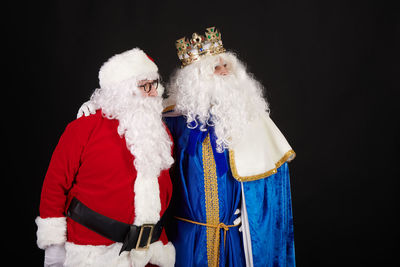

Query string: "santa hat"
[[98, 48, 164, 95]]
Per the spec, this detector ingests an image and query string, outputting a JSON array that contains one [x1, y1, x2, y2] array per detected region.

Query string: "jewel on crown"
[[175, 27, 226, 67]]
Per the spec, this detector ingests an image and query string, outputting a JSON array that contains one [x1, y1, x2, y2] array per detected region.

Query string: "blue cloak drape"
[[164, 115, 295, 267]]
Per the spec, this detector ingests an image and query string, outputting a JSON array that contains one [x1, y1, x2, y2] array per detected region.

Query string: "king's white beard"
[[170, 69, 269, 152], [92, 86, 174, 179]]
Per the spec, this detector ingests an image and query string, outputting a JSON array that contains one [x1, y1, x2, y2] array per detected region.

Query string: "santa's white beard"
[[168, 54, 269, 152], [118, 97, 174, 178], [91, 83, 174, 179]]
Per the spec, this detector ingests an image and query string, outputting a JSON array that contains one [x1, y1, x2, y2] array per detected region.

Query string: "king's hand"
[[234, 208, 242, 232], [77, 100, 98, 118]]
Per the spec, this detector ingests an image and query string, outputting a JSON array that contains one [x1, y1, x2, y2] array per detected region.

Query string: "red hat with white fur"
[[98, 48, 164, 95]]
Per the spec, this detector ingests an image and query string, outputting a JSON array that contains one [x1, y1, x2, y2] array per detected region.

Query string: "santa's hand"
[[77, 100, 98, 118], [233, 208, 242, 232], [44, 244, 66, 267]]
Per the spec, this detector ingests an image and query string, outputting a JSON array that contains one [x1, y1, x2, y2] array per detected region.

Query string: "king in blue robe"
[[164, 112, 296, 267], [163, 25, 296, 267]]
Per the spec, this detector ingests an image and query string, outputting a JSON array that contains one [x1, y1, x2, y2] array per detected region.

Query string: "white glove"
[[77, 100, 98, 119], [233, 208, 242, 232], [44, 244, 66, 267]]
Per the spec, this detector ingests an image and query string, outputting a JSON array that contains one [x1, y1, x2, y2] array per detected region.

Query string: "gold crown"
[[176, 27, 226, 67]]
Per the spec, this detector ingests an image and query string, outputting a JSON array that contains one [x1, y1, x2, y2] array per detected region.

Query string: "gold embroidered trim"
[[202, 134, 220, 267], [162, 105, 176, 113], [229, 149, 296, 182]]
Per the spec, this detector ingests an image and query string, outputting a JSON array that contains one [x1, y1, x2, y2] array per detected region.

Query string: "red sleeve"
[[163, 121, 174, 155], [39, 115, 97, 218]]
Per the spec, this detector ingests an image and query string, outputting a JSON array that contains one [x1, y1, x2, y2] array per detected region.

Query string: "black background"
[[5, 0, 398, 266]]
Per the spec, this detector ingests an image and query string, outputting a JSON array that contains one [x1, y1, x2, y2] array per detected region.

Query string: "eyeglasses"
[[138, 79, 159, 93]]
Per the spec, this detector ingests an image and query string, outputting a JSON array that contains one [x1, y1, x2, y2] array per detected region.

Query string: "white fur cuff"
[[35, 217, 67, 249], [129, 240, 176, 267], [148, 241, 175, 267]]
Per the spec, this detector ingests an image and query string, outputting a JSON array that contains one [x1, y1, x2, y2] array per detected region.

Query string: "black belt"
[[67, 197, 164, 254]]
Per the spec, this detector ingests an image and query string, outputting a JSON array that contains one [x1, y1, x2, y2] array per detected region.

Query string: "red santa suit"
[[36, 48, 175, 267]]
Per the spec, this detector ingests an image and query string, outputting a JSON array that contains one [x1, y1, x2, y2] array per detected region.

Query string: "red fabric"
[[39, 110, 173, 246]]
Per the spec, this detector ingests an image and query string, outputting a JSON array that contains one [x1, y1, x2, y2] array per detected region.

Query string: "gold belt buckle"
[[135, 224, 154, 250]]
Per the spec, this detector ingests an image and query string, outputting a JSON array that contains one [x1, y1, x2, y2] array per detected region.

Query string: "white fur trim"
[[99, 48, 159, 89], [35, 217, 67, 249], [230, 115, 294, 180], [144, 241, 175, 267], [63, 241, 175, 267], [133, 173, 161, 226]]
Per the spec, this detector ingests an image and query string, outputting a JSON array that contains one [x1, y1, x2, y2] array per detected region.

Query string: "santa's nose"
[[148, 89, 158, 97]]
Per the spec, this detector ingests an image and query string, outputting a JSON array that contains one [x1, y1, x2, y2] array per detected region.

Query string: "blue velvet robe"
[[164, 115, 295, 267]]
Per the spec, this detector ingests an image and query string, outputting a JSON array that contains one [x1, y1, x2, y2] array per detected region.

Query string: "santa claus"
[[36, 48, 175, 267]]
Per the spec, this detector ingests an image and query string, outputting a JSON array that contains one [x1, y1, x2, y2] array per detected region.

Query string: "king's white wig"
[[167, 51, 269, 152]]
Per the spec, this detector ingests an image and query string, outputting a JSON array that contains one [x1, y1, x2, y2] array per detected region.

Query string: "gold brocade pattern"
[[202, 134, 220, 267]]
